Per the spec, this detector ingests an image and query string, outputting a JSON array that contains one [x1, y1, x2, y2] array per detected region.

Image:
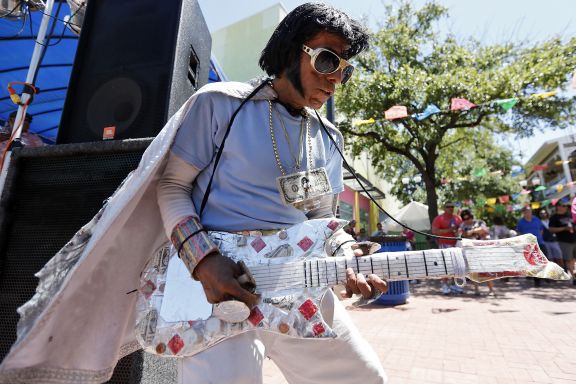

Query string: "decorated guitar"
[[135, 218, 569, 357]]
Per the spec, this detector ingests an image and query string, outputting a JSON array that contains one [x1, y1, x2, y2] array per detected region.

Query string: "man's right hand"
[[193, 252, 260, 309]]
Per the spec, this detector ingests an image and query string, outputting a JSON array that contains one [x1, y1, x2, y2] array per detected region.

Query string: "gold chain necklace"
[[273, 102, 305, 171], [267, 100, 312, 176]]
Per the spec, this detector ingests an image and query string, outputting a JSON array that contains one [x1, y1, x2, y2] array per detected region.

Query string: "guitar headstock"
[[461, 234, 569, 282]]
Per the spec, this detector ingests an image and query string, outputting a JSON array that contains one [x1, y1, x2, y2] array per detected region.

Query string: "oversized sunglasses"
[[302, 44, 355, 85]]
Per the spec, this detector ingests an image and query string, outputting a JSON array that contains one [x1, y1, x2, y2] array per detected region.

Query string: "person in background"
[[489, 216, 511, 239], [0, 111, 44, 153], [371, 222, 386, 238], [432, 201, 463, 294], [459, 209, 494, 295], [539, 209, 564, 269], [403, 228, 416, 251], [344, 219, 358, 240], [548, 202, 576, 281], [357, 227, 368, 242], [516, 206, 547, 287]]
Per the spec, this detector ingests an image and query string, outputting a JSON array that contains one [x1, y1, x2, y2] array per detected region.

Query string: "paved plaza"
[[263, 278, 576, 383]]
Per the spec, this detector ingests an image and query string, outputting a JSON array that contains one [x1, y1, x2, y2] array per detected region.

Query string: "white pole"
[[0, 0, 55, 196]]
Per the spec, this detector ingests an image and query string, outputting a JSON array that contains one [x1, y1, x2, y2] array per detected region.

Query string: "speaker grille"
[[0, 141, 151, 383]]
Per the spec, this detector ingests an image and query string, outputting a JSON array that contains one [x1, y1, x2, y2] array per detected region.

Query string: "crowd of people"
[[431, 199, 576, 295]]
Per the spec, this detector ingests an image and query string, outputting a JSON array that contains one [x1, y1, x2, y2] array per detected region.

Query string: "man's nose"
[[325, 69, 344, 84]]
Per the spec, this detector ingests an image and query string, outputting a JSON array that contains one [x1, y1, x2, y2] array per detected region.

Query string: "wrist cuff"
[[171, 216, 218, 278]]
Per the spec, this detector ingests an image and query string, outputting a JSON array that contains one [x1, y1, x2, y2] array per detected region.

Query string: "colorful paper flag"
[[472, 168, 487, 177], [506, 205, 514, 212], [531, 202, 541, 209], [542, 200, 551, 207], [534, 185, 546, 191], [520, 189, 531, 195], [486, 197, 497, 205], [556, 184, 564, 193], [551, 198, 559, 206], [384, 106, 408, 120], [451, 98, 477, 111], [532, 91, 557, 99], [572, 72, 576, 89], [352, 118, 375, 126], [498, 195, 510, 203], [412, 104, 441, 121], [533, 164, 548, 171], [493, 98, 519, 112], [511, 193, 520, 201]]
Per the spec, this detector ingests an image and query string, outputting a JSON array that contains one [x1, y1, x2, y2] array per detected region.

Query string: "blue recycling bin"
[[375, 241, 411, 305]]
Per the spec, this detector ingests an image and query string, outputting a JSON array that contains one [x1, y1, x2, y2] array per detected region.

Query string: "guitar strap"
[[199, 78, 273, 217]]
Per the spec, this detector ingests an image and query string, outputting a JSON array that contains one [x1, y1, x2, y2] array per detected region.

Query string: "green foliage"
[[336, 0, 576, 221]]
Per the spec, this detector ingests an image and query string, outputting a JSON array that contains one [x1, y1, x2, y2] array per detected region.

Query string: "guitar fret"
[[404, 253, 409, 279], [440, 250, 449, 275], [247, 247, 469, 291]]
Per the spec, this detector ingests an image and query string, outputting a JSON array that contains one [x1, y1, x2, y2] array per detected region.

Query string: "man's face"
[[293, 31, 351, 110], [557, 205, 569, 215], [523, 209, 532, 219], [444, 204, 455, 214]]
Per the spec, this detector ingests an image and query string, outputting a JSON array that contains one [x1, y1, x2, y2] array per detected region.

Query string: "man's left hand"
[[341, 244, 388, 299]]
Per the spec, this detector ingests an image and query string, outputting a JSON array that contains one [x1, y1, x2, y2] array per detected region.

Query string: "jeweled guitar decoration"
[[135, 219, 569, 357]]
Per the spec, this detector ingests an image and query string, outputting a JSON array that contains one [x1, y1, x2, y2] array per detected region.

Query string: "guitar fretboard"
[[249, 248, 462, 293]]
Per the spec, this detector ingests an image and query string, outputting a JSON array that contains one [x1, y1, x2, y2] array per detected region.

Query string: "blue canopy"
[[0, 1, 224, 144]]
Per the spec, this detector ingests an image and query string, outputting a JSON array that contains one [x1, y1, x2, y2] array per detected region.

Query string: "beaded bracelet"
[[170, 216, 219, 279]]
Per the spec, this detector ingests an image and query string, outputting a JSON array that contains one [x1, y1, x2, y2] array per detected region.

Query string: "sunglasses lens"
[[341, 65, 354, 84], [314, 50, 341, 73]]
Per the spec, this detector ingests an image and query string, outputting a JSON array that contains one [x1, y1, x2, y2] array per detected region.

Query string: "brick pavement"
[[263, 278, 576, 383]]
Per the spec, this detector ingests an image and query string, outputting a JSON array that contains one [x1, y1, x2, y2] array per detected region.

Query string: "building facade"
[[524, 133, 576, 203]]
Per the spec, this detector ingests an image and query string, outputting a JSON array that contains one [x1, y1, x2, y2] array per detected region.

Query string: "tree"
[[336, 1, 576, 222]]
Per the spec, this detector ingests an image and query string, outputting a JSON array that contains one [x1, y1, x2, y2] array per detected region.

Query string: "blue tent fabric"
[[0, 2, 225, 144], [0, 2, 78, 143]]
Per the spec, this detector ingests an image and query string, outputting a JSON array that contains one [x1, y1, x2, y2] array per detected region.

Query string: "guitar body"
[[135, 219, 569, 357], [135, 219, 347, 357]]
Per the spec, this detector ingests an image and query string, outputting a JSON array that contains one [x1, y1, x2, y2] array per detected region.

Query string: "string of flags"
[[458, 192, 572, 214], [352, 89, 563, 126]]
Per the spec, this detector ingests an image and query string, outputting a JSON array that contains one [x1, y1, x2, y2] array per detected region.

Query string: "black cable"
[[0, 3, 28, 40], [33, 2, 83, 30], [313, 110, 461, 242], [44, 1, 84, 47]]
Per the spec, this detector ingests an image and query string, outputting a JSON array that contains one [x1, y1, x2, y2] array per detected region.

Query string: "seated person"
[[0, 111, 44, 152], [371, 222, 386, 238]]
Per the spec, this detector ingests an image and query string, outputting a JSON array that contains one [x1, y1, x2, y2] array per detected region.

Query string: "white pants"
[[178, 291, 387, 384]]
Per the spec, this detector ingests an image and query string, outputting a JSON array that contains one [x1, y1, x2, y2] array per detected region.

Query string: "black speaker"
[[0, 141, 178, 382], [57, 0, 211, 144]]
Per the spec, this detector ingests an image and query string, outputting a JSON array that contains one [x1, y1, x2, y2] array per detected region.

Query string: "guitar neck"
[[249, 248, 461, 292]]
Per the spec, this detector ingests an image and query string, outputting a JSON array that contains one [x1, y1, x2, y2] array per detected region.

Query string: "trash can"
[[374, 239, 411, 305]]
